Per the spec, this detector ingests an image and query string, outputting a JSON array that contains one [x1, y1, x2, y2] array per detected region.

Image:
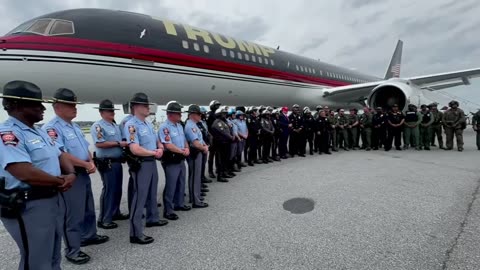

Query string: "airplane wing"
[[322, 67, 480, 103]]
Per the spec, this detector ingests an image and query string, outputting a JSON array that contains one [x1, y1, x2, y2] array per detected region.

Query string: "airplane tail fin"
[[384, 40, 403, 79]]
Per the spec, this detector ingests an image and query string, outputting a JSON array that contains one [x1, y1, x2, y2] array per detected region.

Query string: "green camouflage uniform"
[[419, 110, 434, 149], [327, 113, 337, 151], [360, 112, 373, 150], [430, 109, 444, 148], [336, 114, 349, 150], [404, 110, 422, 149], [442, 108, 466, 150], [471, 111, 480, 150], [348, 114, 359, 149]]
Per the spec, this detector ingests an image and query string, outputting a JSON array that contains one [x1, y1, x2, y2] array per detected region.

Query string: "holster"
[[162, 151, 185, 165], [0, 178, 25, 219]]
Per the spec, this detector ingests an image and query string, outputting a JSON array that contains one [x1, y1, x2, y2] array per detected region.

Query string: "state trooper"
[[442, 100, 466, 151], [210, 106, 234, 181], [43, 88, 108, 264], [90, 99, 129, 230], [403, 104, 421, 150], [197, 106, 212, 184], [419, 104, 434, 150], [226, 108, 240, 172], [159, 101, 192, 221], [429, 103, 444, 149], [124, 93, 167, 245], [472, 109, 480, 150], [184, 104, 209, 208], [119, 103, 136, 212], [0, 80, 76, 270], [207, 100, 221, 179]]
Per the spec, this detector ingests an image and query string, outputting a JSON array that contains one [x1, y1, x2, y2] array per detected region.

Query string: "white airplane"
[[0, 8, 479, 113]]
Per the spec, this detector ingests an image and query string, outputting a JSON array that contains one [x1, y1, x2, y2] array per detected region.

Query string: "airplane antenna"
[[276, 46, 280, 50]]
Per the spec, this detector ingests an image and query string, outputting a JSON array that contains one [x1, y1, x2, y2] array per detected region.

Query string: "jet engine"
[[367, 79, 422, 111]]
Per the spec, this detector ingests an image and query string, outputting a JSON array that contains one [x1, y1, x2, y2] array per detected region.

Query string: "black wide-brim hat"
[[94, 99, 119, 110], [163, 101, 184, 113], [186, 104, 201, 114], [130, 92, 155, 105], [52, 88, 83, 104], [0, 80, 53, 103]]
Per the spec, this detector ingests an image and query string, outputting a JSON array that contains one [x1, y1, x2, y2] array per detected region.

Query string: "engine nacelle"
[[367, 79, 421, 111]]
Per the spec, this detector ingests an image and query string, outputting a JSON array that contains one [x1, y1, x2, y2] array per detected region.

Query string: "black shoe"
[[217, 178, 229, 182], [97, 221, 118, 230], [281, 156, 288, 159], [209, 172, 216, 178], [164, 213, 179, 220], [325, 152, 332, 155], [146, 220, 169, 227], [396, 147, 402, 151], [273, 157, 281, 161], [254, 160, 263, 164], [248, 162, 254, 166], [232, 168, 241, 172], [222, 173, 232, 179], [80, 235, 109, 247], [332, 148, 338, 152], [130, 235, 154, 245], [201, 183, 208, 189], [193, 202, 209, 208], [200, 197, 205, 201], [239, 162, 247, 167], [66, 251, 90, 265], [202, 177, 212, 183], [310, 152, 313, 155], [201, 192, 207, 196], [174, 205, 192, 211], [366, 148, 371, 151], [227, 172, 236, 177], [112, 213, 129, 221], [424, 147, 430, 150], [201, 188, 209, 192], [157, 203, 162, 207]]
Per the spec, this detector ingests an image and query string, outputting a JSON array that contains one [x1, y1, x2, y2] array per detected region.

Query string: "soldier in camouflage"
[[442, 100, 466, 151]]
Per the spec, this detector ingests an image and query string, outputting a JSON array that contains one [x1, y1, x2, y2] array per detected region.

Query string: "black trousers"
[[262, 135, 273, 161], [247, 137, 258, 163], [305, 132, 314, 154], [386, 127, 402, 150], [208, 142, 218, 174], [272, 134, 280, 158], [279, 133, 289, 157], [372, 127, 386, 149], [215, 142, 230, 177], [319, 131, 330, 153]]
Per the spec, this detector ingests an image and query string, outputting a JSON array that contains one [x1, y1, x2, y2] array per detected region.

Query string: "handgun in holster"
[[0, 177, 25, 219]]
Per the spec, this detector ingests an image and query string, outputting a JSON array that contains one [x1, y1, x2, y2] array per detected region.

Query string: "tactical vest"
[[422, 112, 431, 124], [405, 111, 418, 122]]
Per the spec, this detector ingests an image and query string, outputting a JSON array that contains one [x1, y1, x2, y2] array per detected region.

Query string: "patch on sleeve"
[[46, 128, 58, 141], [192, 127, 197, 133], [1, 131, 19, 146], [95, 125, 103, 139], [128, 125, 136, 142], [163, 128, 171, 142]]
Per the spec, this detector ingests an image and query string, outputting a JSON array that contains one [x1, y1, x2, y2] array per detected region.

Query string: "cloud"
[[344, 0, 384, 9]]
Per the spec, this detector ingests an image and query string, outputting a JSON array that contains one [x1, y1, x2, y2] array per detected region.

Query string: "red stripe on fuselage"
[[0, 36, 350, 87]]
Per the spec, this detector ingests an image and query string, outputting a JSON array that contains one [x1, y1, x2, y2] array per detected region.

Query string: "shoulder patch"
[[192, 127, 197, 133], [128, 125, 136, 142], [46, 128, 58, 141], [95, 125, 103, 139], [1, 131, 19, 146], [163, 128, 171, 141]]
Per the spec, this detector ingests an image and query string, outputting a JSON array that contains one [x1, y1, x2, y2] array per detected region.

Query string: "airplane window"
[[237, 52, 242, 59], [309, 68, 312, 73], [6, 21, 34, 35], [270, 59, 275, 66], [245, 54, 250, 61], [258, 57, 263, 64], [252, 55, 256, 62], [230, 50, 235, 58], [264, 58, 269, 65], [193, 43, 200, 51], [49, 20, 74, 35], [296, 65, 299, 71], [221, 49, 227, 57], [25, 19, 52, 35], [313, 69, 316, 74], [300, 66, 304, 72], [182, 40, 189, 49], [203, 45, 209, 53], [320, 70, 323, 76]]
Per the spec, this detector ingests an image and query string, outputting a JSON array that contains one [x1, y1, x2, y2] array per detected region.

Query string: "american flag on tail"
[[390, 63, 401, 77]]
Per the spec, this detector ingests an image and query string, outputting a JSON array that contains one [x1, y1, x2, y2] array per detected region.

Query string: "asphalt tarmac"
[[1, 130, 479, 270]]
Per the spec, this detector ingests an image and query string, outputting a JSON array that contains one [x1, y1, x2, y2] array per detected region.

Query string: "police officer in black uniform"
[[315, 110, 332, 154], [372, 107, 387, 150], [260, 108, 275, 163], [289, 104, 305, 157], [210, 106, 232, 182], [303, 108, 315, 155], [386, 104, 405, 151], [207, 100, 221, 179], [246, 107, 261, 166]]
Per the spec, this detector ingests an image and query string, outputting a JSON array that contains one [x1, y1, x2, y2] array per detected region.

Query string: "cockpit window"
[[5, 21, 34, 35], [49, 20, 75, 35], [25, 19, 52, 35]]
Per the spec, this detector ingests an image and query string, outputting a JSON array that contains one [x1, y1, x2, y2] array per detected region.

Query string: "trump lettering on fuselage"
[[156, 18, 275, 58]]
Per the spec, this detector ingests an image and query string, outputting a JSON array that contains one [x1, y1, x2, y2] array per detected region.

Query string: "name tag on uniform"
[[139, 128, 148, 136], [28, 138, 42, 145], [66, 133, 77, 140]]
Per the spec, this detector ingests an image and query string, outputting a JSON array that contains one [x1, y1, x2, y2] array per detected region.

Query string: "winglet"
[[384, 40, 403, 79]]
